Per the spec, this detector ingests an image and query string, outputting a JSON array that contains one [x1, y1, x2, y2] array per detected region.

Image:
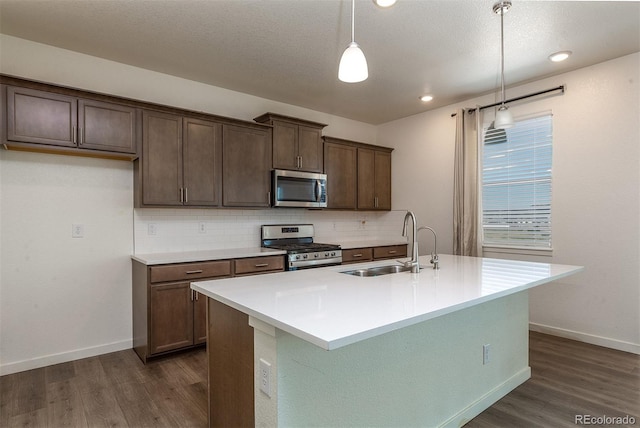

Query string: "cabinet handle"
[[195, 291, 199, 301], [374, 196, 378, 208], [184, 187, 188, 204], [353, 253, 363, 258], [185, 269, 204, 274], [388, 250, 397, 254], [72, 126, 77, 144], [254, 263, 269, 268], [299, 156, 302, 169], [191, 289, 195, 301], [267, 191, 271, 204], [180, 188, 184, 203], [79, 127, 83, 145]]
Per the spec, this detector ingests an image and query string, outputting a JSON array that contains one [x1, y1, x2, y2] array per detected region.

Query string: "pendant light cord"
[[500, 5, 505, 107], [351, 0, 355, 43]]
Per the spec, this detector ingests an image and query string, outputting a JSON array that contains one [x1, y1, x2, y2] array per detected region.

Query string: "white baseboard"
[[529, 322, 640, 355], [441, 366, 531, 428], [0, 339, 133, 376]]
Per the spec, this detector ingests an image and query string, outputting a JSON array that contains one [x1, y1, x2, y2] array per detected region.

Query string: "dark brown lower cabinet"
[[133, 259, 233, 363], [149, 282, 195, 355], [132, 255, 285, 363], [341, 245, 407, 264]]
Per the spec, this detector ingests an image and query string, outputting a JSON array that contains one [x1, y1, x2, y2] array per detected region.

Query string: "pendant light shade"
[[494, 105, 514, 129], [493, 0, 514, 129], [339, 0, 368, 83], [339, 42, 368, 83]]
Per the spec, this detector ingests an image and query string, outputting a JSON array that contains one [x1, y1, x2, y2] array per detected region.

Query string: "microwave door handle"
[[316, 179, 321, 202]]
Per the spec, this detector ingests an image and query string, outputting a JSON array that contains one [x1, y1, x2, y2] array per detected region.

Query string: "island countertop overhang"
[[191, 254, 583, 350]]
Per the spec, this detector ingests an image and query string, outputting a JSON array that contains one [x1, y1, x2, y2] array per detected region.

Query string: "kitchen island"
[[191, 254, 583, 427]]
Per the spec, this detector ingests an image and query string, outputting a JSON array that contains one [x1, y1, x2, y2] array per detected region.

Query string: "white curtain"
[[453, 108, 482, 256]]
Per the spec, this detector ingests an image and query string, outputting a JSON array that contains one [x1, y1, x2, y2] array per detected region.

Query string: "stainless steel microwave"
[[272, 169, 327, 208]]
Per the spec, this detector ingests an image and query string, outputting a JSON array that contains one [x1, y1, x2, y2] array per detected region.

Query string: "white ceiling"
[[1, 0, 638, 124]]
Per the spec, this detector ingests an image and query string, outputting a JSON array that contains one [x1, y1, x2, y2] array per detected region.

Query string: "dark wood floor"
[[1, 332, 638, 427]]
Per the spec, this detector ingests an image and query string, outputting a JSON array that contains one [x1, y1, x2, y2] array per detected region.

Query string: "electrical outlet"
[[198, 222, 206, 234], [259, 358, 271, 397], [148, 223, 157, 236], [72, 224, 84, 238], [483, 344, 491, 365]]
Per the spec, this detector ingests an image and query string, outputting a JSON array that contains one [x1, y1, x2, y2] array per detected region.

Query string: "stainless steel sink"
[[340, 264, 413, 277]]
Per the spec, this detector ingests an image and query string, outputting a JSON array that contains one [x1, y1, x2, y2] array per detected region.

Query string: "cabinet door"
[[297, 125, 323, 173], [358, 148, 392, 210], [324, 142, 357, 209], [183, 117, 222, 206], [357, 148, 376, 210], [78, 99, 137, 154], [193, 291, 207, 345], [6, 86, 77, 147], [149, 282, 194, 355], [272, 120, 298, 170], [222, 124, 271, 207], [374, 150, 392, 210], [142, 110, 183, 205]]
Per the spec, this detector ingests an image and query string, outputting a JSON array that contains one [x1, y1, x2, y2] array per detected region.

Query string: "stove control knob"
[[303, 254, 308, 259], [325, 252, 330, 257], [314, 253, 319, 258], [331, 252, 336, 257]]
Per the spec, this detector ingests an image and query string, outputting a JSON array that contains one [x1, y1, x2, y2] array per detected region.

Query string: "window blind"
[[482, 114, 552, 249]]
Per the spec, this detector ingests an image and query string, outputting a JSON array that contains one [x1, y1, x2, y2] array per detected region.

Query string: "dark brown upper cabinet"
[[323, 136, 393, 211], [136, 110, 222, 207], [357, 147, 392, 210], [323, 137, 357, 210], [254, 113, 327, 173], [222, 124, 272, 207], [3, 85, 138, 159]]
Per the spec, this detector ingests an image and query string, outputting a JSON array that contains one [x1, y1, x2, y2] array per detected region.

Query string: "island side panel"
[[274, 291, 530, 427], [207, 298, 254, 427]]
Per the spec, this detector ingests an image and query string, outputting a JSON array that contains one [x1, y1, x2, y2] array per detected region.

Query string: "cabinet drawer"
[[234, 255, 285, 275], [150, 260, 232, 283], [373, 245, 407, 260], [341, 248, 373, 264]]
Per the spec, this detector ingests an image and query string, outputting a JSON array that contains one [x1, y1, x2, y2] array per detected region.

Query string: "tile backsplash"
[[134, 208, 407, 254]]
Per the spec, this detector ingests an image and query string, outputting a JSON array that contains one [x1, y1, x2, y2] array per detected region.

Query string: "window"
[[481, 114, 553, 249]]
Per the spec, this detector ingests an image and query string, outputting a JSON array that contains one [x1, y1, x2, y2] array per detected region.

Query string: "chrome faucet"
[[418, 226, 439, 270], [402, 211, 420, 273]]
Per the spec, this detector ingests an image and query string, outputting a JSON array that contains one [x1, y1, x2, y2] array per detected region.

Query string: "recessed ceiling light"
[[373, 0, 397, 7], [419, 95, 433, 102], [549, 51, 572, 62]]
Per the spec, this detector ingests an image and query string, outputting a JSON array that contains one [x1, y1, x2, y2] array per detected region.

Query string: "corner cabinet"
[[135, 110, 222, 207], [323, 136, 393, 211], [254, 112, 327, 173], [222, 124, 272, 207], [2, 84, 138, 160]]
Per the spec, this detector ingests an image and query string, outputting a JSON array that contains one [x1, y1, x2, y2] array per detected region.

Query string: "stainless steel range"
[[261, 224, 342, 271]]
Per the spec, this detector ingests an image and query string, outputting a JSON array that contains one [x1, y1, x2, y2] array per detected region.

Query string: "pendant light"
[[493, 0, 514, 129], [339, 0, 368, 83]]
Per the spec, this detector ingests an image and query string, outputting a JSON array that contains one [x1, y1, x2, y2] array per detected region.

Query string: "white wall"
[[378, 53, 640, 354], [0, 35, 378, 375]]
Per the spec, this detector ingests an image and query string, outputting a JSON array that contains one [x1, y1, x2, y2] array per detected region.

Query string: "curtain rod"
[[450, 85, 565, 117]]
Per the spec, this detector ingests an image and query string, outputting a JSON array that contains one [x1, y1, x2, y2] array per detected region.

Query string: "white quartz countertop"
[[191, 254, 583, 350], [132, 247, 286, 265]]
